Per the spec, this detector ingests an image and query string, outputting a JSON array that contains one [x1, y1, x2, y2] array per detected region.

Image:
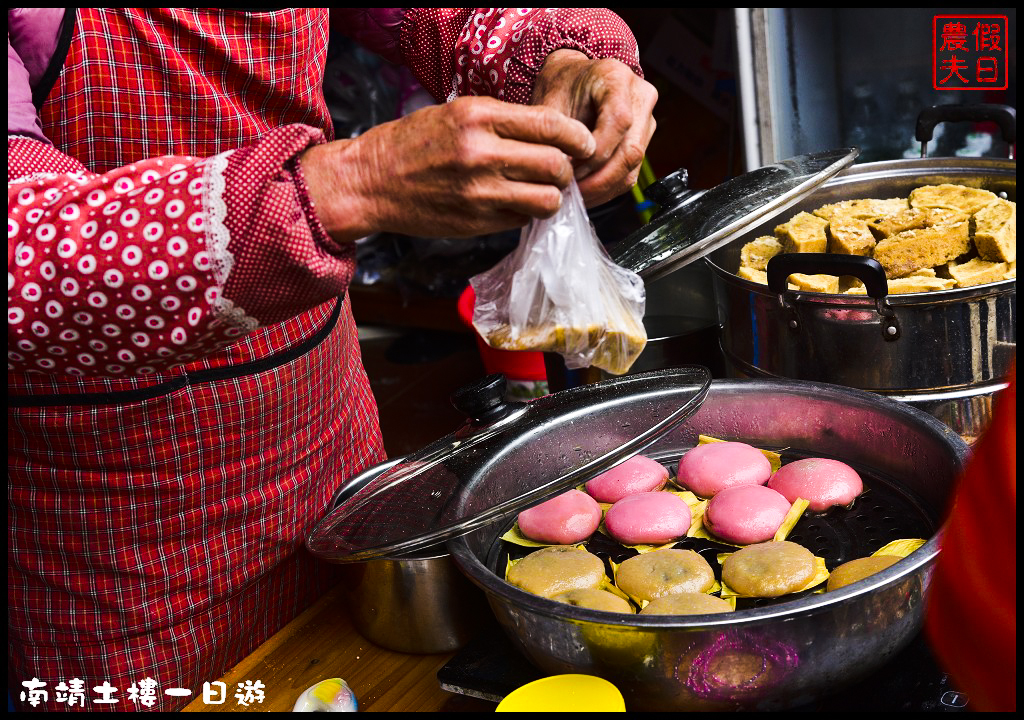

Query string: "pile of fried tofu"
[[738, 184, 1016, 294]]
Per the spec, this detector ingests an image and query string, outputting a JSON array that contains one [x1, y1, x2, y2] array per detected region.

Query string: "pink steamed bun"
[[604, 492, 692, 546], [704, 484, 792, 545], [768, 458, 863, 512], [518, 489, 602, 544], [677, 442, 772, 497], [585, 455, 669, 503]]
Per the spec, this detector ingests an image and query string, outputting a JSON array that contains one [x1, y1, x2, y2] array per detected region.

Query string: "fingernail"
[[575, 164, 594, 181]]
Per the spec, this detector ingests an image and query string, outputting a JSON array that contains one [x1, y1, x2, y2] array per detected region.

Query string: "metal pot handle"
[[767, 253, 900, 341], [915, 103, 1016, 159]]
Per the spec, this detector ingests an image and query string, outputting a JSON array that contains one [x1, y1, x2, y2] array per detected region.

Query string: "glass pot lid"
[[610, 148, 858, 282], [307, 367, 712, 563]]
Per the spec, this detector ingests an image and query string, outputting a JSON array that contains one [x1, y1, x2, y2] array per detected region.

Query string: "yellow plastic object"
[[495, 674, 626, 712]]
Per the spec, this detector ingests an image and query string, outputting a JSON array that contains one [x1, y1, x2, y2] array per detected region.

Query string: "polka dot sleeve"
[[400, 8, 642, 104], [7, 125, 349, 377]]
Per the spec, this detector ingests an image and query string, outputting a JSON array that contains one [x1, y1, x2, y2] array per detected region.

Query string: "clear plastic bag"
[[470, 180, 647, 375]]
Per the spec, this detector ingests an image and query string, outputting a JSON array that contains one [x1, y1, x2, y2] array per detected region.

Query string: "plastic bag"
[[470, 180, 647, 375]]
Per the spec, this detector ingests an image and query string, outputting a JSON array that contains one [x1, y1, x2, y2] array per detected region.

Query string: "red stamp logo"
[[933, 15, 1008, 90]]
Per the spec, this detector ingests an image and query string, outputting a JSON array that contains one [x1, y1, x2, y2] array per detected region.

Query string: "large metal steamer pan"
[[448, 378, 969, 711], [706, 157, 1015, 440]]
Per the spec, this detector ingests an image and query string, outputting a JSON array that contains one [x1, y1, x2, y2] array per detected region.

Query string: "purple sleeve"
[[8, 8, 67, 85], [7, 36, 47, 142], [8, 8, 67, 143]]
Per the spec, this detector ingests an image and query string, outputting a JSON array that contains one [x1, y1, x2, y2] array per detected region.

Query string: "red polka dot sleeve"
[[7, 124, 345, 377], [399, 8, 642, 104]]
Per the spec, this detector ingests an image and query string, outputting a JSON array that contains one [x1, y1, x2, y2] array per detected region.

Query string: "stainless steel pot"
[[707, 156, 1015, 442], [330, 458, 489, 653], [310, 370, 713, 650], [448, 378, 969, 711]]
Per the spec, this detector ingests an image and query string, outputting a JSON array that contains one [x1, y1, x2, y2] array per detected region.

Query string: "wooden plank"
[[181, 584, 465, 712]]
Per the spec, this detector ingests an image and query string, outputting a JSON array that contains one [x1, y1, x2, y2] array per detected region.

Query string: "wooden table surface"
[[182, 583, 496, 713]]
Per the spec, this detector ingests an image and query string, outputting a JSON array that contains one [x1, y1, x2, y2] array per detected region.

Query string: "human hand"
[[301, 96, 596, 242], [530, 49, 658, 208]]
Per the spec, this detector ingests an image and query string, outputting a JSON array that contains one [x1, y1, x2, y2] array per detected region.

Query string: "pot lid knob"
[[644, 168, 691, 209], [451, 373, 512, 424]]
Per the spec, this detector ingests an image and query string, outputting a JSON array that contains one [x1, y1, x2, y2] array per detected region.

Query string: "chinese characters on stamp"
[[933, 15, 1009, 90]]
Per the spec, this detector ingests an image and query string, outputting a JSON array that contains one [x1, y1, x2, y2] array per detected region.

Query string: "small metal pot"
[[309, 369, 713, 652], [330, 459, 488, 654], [448, 378, 969, 711]]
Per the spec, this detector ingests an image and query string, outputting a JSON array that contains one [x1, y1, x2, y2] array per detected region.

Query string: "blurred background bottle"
[[845, 83, 883, 162], [890, 79, 923, 159], [931, 92, 968, 158]]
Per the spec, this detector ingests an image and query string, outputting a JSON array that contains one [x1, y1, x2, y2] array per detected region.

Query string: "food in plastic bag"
[[470, 180, 647, 375]]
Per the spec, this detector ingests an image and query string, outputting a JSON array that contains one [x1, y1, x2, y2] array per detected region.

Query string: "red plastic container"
[[457, 285, 547, 382]]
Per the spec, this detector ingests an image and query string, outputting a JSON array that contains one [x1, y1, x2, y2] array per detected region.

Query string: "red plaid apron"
[[9, 9, 385, 711]]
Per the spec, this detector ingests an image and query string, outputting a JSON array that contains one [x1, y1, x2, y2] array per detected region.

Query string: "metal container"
[[706, 156, 1015, 442], [337, 546, 487, 654], [310, 369, 713, 653], [329, 458, 489, 653], [448, 378, 969, 710]]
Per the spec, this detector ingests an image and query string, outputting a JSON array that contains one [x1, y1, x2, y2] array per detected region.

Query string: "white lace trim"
[[201, 149, 261, 332], [8, 171, 61, 187], [8, 169, 93, 186]]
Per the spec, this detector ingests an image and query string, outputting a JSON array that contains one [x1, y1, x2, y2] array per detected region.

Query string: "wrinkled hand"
[[531, 49, 658, 208], [301, 96, 596, 242]]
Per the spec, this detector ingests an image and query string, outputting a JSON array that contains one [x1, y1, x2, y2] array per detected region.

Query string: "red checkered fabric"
[[7, 7, 641, 712], [9, 9, 383, 712], [39, 8, 335, 172], [400, 8, 642, 103]]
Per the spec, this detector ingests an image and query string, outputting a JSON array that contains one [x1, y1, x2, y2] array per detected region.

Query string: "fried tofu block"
[[838, 276, 864, 293], [873, 221, 970, 278], [740, 236, 783, 271], [972, 198, 1016, 263], [845, 276, 957, 294], [867, 207, 966, 239], [812, 198, 908, 222], [737, 266, 768, 285], [787, 273, 840, 294], [909, 184, 999, 215], [827, 218, 876, 256], [927, 207, 971, 225], [842, 279, 867, 294], [486, 323, 646, 376], [775, 212, 829, 253], [737, 185, 1012, 293], [867, 208, 928, 238], [738, 266, 798, 290], [947, 257, 1010, 287], [888, 276, 957, 293]]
